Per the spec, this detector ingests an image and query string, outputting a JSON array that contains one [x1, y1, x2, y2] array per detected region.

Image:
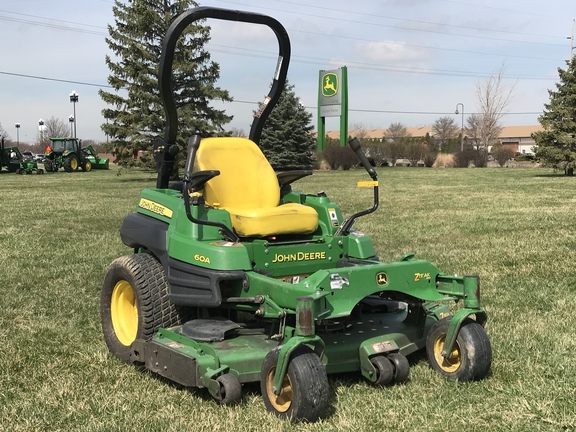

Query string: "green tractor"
[[44, 137, 109, 172], [100, 7, 491, 422], [0, 140, 43, 174]]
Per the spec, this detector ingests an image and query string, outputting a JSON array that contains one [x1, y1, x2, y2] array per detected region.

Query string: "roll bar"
[[156, 6, 291, 188]]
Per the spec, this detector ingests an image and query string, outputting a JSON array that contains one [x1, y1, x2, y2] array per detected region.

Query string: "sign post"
[[317, 66, 348, 151]]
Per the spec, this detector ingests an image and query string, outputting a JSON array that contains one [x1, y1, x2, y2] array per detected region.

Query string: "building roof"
[[325, 125, 543, 140]]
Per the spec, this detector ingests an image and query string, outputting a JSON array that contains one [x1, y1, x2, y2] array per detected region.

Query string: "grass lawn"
[[1, 166, 575, 431]]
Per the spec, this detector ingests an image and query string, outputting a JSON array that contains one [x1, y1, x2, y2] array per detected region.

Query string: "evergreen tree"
[[100, 0, 232, 168], [259, 80, 315, 170], [534, 57, 576, 175]]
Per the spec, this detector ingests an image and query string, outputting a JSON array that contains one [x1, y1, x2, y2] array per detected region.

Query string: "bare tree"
[[384, 122, 409, 140], [37, 117, 70, 147], [432, 116, 459, 152], [475, 68, 515, 160], [0, 123, 10, 142], [465, 114, 482, 149], [229, 127, 247, 137]]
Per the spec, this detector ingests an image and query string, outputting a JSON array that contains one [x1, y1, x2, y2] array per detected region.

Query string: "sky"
[[0, 0, 574, 145]]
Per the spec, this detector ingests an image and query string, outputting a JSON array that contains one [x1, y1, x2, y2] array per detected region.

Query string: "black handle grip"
[[183, 134, 201, 182], [349, 137, 377, 180]]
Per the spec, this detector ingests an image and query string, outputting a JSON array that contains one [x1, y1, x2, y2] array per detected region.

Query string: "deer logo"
[[376, 272, 388, 286], [322, 72, 338, 97]]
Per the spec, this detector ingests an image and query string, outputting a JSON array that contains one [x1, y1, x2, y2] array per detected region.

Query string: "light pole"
[[15, 123, 20, 145], [69, 115, 74, 137], [455, 103, 464, 152], [69, 90, 79, 138], [38, 119, 45, 146]]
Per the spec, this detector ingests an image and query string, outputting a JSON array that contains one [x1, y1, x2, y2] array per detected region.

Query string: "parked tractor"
[[44, 138, 109, 172], [0, 139, 43, 174]]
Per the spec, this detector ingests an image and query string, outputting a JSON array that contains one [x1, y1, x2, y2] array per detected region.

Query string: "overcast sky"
[[0, 0, 573, 145]]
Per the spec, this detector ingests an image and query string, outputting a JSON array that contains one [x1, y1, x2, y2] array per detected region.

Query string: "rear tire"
[[64, 154, 79, 172], [426, 317, 492, 381], [261, 345, 329, 422], [101, 254, 187, 363]]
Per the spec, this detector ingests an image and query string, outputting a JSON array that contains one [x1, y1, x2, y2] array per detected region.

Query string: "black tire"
[[64, 154, 79, 172], [82, 160, 92, 172], [215, 373, 242, 405], [369, 355, 394, 386], [44, 161, 53, 172], [37, 169, 44, 175], [16, 168, 21, 175], [261, 345, 329, 422], [426, 317, 492, 381], [388, 353, 410, 383], [101, 254, 186, 363]]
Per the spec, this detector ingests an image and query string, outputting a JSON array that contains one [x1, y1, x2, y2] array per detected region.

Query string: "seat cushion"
[[196, 137, 318, 237], [226, 203, 318, 237]]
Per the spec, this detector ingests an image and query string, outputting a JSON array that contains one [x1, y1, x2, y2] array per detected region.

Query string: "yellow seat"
[[196, 137, 318, 237]]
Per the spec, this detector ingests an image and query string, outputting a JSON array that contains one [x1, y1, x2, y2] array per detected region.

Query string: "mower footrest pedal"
[[178, 318, 241, 342]]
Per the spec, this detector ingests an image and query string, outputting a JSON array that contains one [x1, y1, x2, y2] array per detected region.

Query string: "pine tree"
[[259, 80, 315, 170], [534, 57, 576, 175], [100, 0, 232, 167]]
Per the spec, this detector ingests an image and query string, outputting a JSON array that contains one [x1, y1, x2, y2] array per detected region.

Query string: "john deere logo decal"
[[376, 272, 388, 286], [322, 72, 338, 97]]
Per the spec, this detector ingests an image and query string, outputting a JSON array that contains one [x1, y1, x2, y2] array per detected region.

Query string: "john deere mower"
[[101, 7, 491, 422]]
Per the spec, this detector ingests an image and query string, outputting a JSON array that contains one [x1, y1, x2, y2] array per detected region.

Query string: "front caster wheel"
[[260, 345, 329, 422], [369, 355, 394, 386], [215, 373, 242, 405], [388, 353, 410, 383], [426, 317, 492, 381]]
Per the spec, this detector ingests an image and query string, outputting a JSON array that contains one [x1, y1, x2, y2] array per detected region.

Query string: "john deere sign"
[[317, 66, 348, 150]]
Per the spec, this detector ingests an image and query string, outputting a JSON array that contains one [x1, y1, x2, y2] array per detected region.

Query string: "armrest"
[[189, 170, 220, 192], [277, 170, 313, 188]]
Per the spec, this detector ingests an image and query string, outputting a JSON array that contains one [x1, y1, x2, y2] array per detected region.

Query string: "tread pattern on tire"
[[101, 253, 190, 362]]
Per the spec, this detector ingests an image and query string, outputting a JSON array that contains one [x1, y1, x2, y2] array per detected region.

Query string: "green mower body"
[[101, 7, 491, 423]]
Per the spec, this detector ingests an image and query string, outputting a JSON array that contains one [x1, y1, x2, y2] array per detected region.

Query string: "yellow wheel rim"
[[110, 280, 138, 346], [85, 161, 92, 171], [71, 158, 78, 170], [265, 367, 292, 413], [433, 334, 461, 373]]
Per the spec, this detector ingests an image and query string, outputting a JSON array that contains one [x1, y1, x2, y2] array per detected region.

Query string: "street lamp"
[[69, 90, 79, 138], [38, 119, 45, 145], [69, 115, 74, 137], [455, 103, 464, 152], [15, 123, 20, 145]]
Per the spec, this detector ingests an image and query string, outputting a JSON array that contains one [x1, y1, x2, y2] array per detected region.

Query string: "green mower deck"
[[100, 6, 492, 423]]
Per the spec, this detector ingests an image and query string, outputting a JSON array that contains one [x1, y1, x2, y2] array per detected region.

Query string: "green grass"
[[1, 166, 576, 431]]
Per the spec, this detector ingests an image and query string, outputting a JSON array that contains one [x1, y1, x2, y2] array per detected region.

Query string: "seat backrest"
[[195, 137, 279, 209]]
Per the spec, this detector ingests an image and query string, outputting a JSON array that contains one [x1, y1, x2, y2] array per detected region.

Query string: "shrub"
[[453, 150, 475, 168], [491, 144, 516, 167], [423, 150, 437, 167], [432, 153, 454, 168], [323, 143, 357, 170]]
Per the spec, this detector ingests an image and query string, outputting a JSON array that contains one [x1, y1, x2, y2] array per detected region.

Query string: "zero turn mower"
[[101, 7, 491, 422]]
